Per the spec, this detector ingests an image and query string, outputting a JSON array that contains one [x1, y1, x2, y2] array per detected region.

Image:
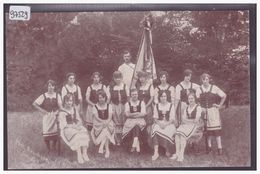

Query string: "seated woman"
[[171, 92, 203, 162], [58, 93, 90, 164], [85, 72, 108, 131], [151, 91, 177, 160], [122, 88, 146, 153], [91, 90, 115, 158]]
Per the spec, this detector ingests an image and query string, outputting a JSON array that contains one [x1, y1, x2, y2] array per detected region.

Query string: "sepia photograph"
[[4, 3, 256, 170]]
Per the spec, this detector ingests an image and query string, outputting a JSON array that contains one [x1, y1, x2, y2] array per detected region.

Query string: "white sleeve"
[[107, 86, 111, 99], [125, 102, 130, 113], [154, 87, 159, 104], [193, 83, 200, 91], [108, 104, 113, 119], [175, 84, 181, 100], [118, 65, 123, 73], [153, 104, 159, 119], [125, 84, 130, 97], [214, 86, 226, 98], [196, 87, 202, 99], [141, 101, 146, 114], [61, 86, 67, 101], [77, 86, 82, 100], [149, 85, 155, 97], [169, 104, 176, 121], [34, 94, 44, 105], [85, 86, 91, 99], [196, 106, 202, 120], [102, 85, 108, 95], [103, 86, 110, 100], [170, 86, 175, 101], [57, 94, 62, 108]]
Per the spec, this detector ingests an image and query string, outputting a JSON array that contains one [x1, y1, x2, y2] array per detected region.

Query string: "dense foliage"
[[6, 11, 250, 111]]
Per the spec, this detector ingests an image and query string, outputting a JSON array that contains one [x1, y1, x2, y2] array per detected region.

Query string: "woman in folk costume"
[[107, 71, 129, 146], [151, 91, 177, 160], [196, 73, 226, 155], [136, 71, 155, 150], [61, 72, 83, 114], [122, 88, 146, 153], [85, 72, 108, 131], [154, 71, 175, 105], [33, 80, 62, 153], [136, 71, 154, 126], [175, 69, 199, 127], [171, 92, 203, 162], [58, 93, 90, 164], [91, 90, 115, 158]]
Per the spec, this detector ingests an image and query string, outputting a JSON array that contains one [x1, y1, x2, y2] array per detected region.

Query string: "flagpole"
[[130, 14, 157, 89]]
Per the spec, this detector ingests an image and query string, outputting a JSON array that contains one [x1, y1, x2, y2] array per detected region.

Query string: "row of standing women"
[[33, 69, 226, 164]]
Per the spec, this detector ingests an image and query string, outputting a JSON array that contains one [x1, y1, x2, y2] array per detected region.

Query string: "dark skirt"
[[152, 134, 175, 154], [122, 125, 150, 152], [207, 129, 222, 136]]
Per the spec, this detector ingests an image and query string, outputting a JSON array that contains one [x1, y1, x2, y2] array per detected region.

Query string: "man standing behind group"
[[118, 50, 136, 89]]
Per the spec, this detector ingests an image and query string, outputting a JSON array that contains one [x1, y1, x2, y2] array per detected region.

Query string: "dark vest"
[[63, 108, 78, 125], [89, 84, 104, 104], [199, 85, 217, 108], [95, 104, 109, 120], [157, 85, 171, 102], [179, 83, 196, 103], [156, 103, 172, 121], [186, 105, 198, 119], [110, 84, 127, 105], [129, 100, 142, 113], [65, 85, 79, 105], [138, 84, 152, 104], [40, 93, 59, 112]]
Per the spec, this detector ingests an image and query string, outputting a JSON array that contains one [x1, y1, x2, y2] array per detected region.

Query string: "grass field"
[[7, 105, 251, 169]]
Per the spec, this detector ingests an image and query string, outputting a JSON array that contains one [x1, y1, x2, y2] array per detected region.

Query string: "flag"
[[130, 19, 157, 89]]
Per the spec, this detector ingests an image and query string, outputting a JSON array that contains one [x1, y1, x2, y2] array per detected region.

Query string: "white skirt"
[[61, 124, 90, 151], [202, 107, 221, 131], [42, 111, 58, 137]]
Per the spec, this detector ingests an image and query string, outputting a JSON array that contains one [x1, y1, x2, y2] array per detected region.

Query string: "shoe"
[[105, 151, 110, 158], [82, 154, 89, 162], [206, 147, 212, 154], [136, 143, 140, 153], [98, 148, 104, 154], [77, 155, 84, 164], [98, 145, 104, 154], [177, 156, 184, 162], [130, 147, 135, 152], [217, 148, 223, 155], [194, 146, 200, 154], [152, 153, 159, 161], [165, 152, 171, 157], [170, 154, 178, 160]]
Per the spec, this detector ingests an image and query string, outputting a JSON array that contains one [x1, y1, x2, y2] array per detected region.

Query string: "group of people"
[[33, 50, 226, 164]]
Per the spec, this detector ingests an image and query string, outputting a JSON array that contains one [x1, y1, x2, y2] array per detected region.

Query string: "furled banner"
[[130, 15, 157, 89]]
